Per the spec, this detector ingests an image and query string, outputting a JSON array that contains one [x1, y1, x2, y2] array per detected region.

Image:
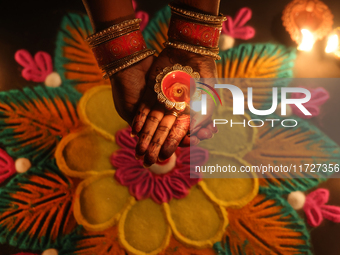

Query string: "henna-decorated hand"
[[110, 56, 154, 125], [132, 47, 218, 167]]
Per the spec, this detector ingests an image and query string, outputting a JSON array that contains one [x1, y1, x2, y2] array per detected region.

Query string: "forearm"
[[174, 0, 220, 15], [82, 0, 135, 32]]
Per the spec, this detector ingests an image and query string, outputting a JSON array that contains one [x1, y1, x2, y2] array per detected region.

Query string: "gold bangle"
[[103, 49, 156, 78], [88, 24, 141, 47], [164, 41, 221, 60], [169, 3, 227, 25], [101, 48, 151, 73], [86, 19, 142, 45], [167, 39, 220, 54]]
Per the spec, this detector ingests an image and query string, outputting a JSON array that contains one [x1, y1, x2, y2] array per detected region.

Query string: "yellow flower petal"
[[199, 107, 256, 157], [78, 85, 128, 141], [119, 199, 171, 255], [199, 154, 259, 208], [74, 172, 133, 231], [163, 185, 228, 248], [55, 128, 118, 178]]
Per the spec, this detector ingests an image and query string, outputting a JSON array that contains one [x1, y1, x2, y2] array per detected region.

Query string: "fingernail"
[[190, 125, 201, 135], [191, 118, 196, 128], [133, 123, 143, 134], [211, 125, 218, 133], [190, 137, 200, 146]]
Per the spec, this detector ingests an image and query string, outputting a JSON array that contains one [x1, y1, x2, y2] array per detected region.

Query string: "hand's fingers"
[[196, 121, 217, 141], [179, 135, 190, 147], [205, 121, 218, 134], [131, 104, 151, 136], [180, 121, 217, 146], [130, 57, 163, 135], [143, 114, 177, 167], [190, 112, 212, 135], [131, 84, 157, 136], [190, 92, 215, 134], [196, 128, 214, 140], [135, 104, 164, 158], [158, 114, 190, 161]]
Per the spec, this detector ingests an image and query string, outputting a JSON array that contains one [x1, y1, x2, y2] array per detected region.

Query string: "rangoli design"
[[0, 6, 339, 255]]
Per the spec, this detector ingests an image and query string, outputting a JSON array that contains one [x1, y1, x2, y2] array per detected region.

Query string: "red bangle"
[[168, 15, 222, 48], [92, 30, 147, 68]]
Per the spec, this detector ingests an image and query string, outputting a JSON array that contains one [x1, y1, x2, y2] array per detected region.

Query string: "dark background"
[[0, 0, 339, 254]]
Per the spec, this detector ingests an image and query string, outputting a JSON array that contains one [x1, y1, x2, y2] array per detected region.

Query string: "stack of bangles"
[[152, 3, 227, 118], [86, 18, 155, 78], [165, 3, 227, 61]]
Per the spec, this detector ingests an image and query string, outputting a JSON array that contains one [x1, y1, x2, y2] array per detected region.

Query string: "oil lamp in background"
[[282, 0, 333, 51], [325, 27, 340, 59]]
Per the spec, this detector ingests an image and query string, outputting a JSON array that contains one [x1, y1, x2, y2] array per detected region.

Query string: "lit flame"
[[297, 29, 315, 52], [325, 34, 339, 53]]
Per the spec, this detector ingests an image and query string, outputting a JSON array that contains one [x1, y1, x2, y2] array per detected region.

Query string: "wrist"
[[83, 0, 135, 33], [93, 14, 136, 32], [168, 16, 222, 48], [166, 3, 226, 61], [173, 0, 220, 15], [86, 19, 155, 78]]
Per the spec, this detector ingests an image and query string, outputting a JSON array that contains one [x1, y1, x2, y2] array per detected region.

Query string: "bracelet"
[[103, 49, 155, 78], [167, 3, 226, 60], [101, 49, 150, 72], [88, 24, 140, 47], [85, 19, 141, 46], [164, 41, 221, 60], [86, 19, 155, 77], [91, 30, 147, 67], [169, 3, 227, 25], [168, 15, 222, 48]]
